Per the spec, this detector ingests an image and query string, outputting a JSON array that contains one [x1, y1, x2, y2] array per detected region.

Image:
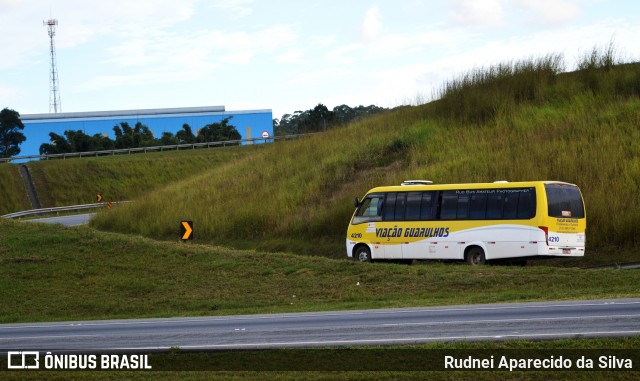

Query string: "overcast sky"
[[1, 0, 639, 119]]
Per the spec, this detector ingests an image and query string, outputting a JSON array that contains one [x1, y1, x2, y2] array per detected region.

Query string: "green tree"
[[39, 132, 72, 155], [40, 130, 115, 155], [64, 130, 93, 152], [159, 131, 179, 145], [133, 122, 156, 147], [176, 123, 196, 144], [273, 104, 387, 136], [196, 118, 241, 143], [114, 122, 134, 149], [0, 108, 26, 158], [92, 133, 115, 151], [113, 121, 156, 148], [307, 103, 333, 131]]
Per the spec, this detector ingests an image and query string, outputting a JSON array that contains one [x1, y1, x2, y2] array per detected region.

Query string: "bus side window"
[[503, 193, 520, 219], [486, 193, 503, 219], [517, 189, 535, 219], [395, 193, 407, 221], [440, 191, 458, 220], [405, 192, 422, 220], [383, 193, 397, 221], [457, 193, 470, 219], [420, 192, 435, 220], [469, 193, 488, 219]]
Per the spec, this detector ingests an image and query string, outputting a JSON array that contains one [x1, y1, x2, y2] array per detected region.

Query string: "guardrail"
[[0, 134, 316, 163], [1, 201, 130, 219]]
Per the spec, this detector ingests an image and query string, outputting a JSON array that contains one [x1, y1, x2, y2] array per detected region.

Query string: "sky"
[[1, 0, 639, 120]]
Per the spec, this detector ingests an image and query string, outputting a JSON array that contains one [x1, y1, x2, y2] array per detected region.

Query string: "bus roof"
[[366, 180, 578, 194]]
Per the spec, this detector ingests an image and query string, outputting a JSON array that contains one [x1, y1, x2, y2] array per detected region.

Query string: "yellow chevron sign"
[[97, 194, 102, 202], [181, 221, 193, 240]]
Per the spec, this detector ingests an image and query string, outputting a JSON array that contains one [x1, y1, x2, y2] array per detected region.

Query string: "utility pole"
[[44, 18, 61, 113]]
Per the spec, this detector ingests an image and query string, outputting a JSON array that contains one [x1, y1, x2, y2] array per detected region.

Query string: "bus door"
[[350, 193, 385, 259], [437, 191, 465, 260]]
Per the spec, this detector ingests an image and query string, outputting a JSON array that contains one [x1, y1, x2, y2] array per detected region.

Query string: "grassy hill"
[[88, 53, 640, 260], [0, 165, 30, 214], [0, 145, 258, 213]]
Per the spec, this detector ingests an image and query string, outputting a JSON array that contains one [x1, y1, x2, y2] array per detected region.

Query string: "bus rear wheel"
[[466, 247, 486, 266], [354, 246, 372, 263]]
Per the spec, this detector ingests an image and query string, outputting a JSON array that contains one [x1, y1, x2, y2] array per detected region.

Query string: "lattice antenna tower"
[[44, 18, 61, 113]]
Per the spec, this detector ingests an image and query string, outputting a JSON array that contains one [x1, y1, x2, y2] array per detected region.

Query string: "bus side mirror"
[[354, 197, 360, 208]]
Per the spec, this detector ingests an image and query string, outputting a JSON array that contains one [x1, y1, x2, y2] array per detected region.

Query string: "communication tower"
[[44, 18, 61, 113]]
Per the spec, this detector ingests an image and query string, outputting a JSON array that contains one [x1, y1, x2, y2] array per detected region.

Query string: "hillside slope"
[[0, 165, 31, 214], [91, 59, 640, 258], [0, 145, 259, 213]]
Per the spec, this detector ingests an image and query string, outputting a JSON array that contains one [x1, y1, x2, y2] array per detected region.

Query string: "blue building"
[[19, 105, 273, 158]]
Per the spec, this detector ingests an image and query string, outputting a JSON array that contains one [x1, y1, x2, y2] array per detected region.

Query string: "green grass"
[[1, 218, 638, 324], [90, 58, 640, 259], [0, 164, 31, 214], [14, 144, 257, 210]]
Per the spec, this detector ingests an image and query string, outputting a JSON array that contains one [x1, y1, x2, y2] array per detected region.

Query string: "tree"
[[176, 123, 196, 144], [92, 133, 115, 151], [273, 104, 388, 136], [196, 118, 241, 143], [133, 121, 155, 147], [64, 130, 93, 152], [0, 108, 26, 158], [114, 122, 133, 149], [159, 131, 179, 145], [308, 103, 333, 131], [113, 121, 156, 148], [40, 130, 115, 155], [39, 132, 72, 155]]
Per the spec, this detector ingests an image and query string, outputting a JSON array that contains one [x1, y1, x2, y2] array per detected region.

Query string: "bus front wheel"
[[466, 247, 486, 266], [354, 246, 372, 263]]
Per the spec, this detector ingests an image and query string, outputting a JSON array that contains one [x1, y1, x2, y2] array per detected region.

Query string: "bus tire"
[[354, 246, 372, 263], [466, 247, 486, 266]]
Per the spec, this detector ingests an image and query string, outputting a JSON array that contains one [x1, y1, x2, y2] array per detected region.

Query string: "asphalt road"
[[1, 299, 639, 352], [24, 213, 94, 226]]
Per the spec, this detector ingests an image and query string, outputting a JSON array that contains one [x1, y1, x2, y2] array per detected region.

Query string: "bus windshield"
[[545, 183, 585, 218], [352, 195, 383, 224]]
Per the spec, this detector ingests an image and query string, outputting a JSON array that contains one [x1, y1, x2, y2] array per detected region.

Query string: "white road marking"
[[108, 329, 640, 351], [0, 334, 98, 340], [1, 299, 639, 330]]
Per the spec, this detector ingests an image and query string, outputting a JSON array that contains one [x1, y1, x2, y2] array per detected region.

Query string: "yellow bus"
[[346, 180, 586, 265]]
